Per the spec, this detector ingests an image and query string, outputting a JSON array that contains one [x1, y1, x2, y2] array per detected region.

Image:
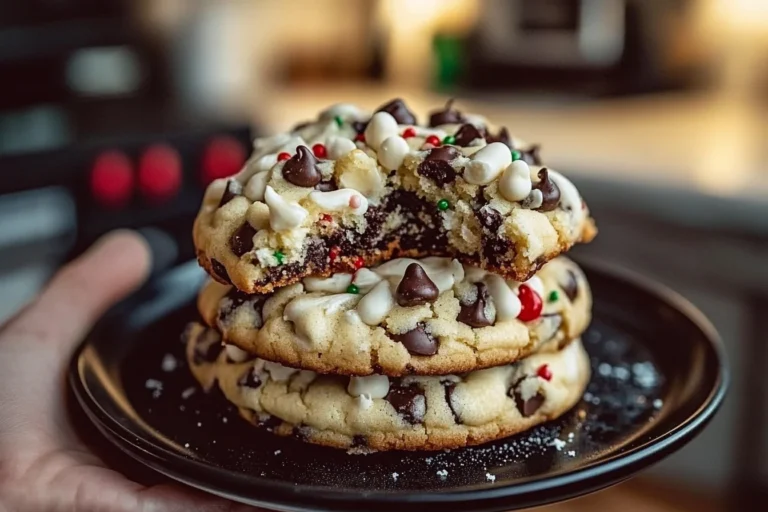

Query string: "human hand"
[[0, 231, 253, 511]]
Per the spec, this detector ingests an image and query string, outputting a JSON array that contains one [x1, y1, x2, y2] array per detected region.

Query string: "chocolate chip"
[[282, 145, 322, 187], [396, 263, 439, 307], [522, 144, 542, 165], [210, 258, 232, 284], [218, 179, 242, 208], [238, 367, 262, 389], [391, 324, 438, 356], [230, 223, 256, 257], [487, 127, 511, 147], [453, 123, 485, 146], [385, 384, 426, 424], [315, 179, 337, 192], [513, 390, 545, 417], [442, 381, 461, 424], [533, 168, 560, 212], [417, 146, 459, 186], [560, 270, 579, 301], [457, 282, 494, 327], [352, 435, 367, 448], [376, 98, 417, 125], [428, 99, 465, 127], [477, 205, 503, 232], [351, 120, 367, 134], [193, 329, 223, 364]]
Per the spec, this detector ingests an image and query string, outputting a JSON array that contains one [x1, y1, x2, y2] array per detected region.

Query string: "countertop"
[[253, 85, 768, 236]]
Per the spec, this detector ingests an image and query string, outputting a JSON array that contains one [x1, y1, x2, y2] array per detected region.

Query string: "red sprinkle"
[[402, 127, 417, 138], [277, 152, 291, 162], [312, 143, 327, 158], [329, 246, 341, 261], [537, 364, 553, 381], [320, 213, 332, 223], [353, 256, 365, 270], [425, 135, 441, 147], [355, 133, 366, 143], [516, 284, 543, 322]]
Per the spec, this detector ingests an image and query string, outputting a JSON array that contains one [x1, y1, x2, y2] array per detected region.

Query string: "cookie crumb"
[[161, 354, 178, 372], [392, 472, 399, 481], [486, 473, 496, 482], [197, 422, 202, 427], [145, 379, 163, 398], [436, 469, 448, 480], [184, 443, 190, 448], [274, 450, 281, 455], [222, 417, 228, 424], [653, 398, 663, 409], [549, 439, 566, 451], [181, 387, 196, 400], [567, 450, 576, 457]]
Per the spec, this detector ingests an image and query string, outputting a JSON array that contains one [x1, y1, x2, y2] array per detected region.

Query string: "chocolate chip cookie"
[[197, 256, 591, 376], [185, 322, 590, 452], [193, 98, 596, 294]]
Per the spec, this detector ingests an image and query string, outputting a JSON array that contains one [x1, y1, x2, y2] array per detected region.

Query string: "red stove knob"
[[90, 150, 134, 208], [138, 144, 182, 202], [201, 135, 246, 184]]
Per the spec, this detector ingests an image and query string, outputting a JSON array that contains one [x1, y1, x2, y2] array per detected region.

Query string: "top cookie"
[[194, 98, 597, 294]]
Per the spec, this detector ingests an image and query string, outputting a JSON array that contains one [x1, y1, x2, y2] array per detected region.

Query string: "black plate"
[[69, 259, 728, 512]]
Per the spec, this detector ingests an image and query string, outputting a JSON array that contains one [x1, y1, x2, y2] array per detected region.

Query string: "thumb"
[[2, 230, 151, 354]]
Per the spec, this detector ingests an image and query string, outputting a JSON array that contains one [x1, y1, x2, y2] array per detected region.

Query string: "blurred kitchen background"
[[1, 0, 767, 509]]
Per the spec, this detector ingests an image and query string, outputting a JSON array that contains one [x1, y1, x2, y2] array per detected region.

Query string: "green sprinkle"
[[274, 251, 285, 264], [437, 199, 450, 211], [442, 135, 456, 145], [548, 290, 559, 303], [334, 115, 344, 127], [511, 149, 522, 161], [347, 284, 360, 294]]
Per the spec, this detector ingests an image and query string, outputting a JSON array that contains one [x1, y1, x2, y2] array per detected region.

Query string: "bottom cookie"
[[185, 322, 590, 452]]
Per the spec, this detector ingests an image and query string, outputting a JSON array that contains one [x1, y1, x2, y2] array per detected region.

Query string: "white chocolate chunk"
[[484, 274, 522, 321], [202, 178, 228, 209], [253, 133, 293, 158], [225, 344, 250, 363], [264, 361, 298, 382], [378, 135, 410, 170], [337, 150, 383, 197], [304, 273, 353, 293], [348, 374, 390, 399], [352, 268, 382, 293], [364, 111, 398, 150], [264, 186, 308, 232], [326, 136, 357, 159], [356, 280, 395, 326], [251, 154, 278, 175], [244, 171, 269, 202], [309, 188, 368, 215], [499, 160, 532, 202], [548, 170, 585, 232], [320, 103, 367, 121], [522, 275, 544, 299], [464, 142, 512, 185], [283, 294, 358, 347]]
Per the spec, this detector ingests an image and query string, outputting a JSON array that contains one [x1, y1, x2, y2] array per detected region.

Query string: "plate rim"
[[69, 259, 729, 509]]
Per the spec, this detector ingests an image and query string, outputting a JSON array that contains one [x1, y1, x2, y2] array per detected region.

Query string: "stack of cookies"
[[185, 98, 597, 452]]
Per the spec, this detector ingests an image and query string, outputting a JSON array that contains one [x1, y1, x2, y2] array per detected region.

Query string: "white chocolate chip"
[[291, 369, 317, 390], [348, 374, 390, 399], [304, 273, 353, 293], [225, 344, 250, 363], [364, 111, 398, 150], [202, 179, 228, 209], [450, 259, 465, 286], [309, 188, 368, 215], [264, 186, 308, 232], [264, 361, 298, 382], [356, 280, 395, 326], [484, 274, 522, 321], [378, 135, 410, 170], [464, 142, 512, 185], [326, 136, 357, 159], [548, 170, 585, 232], [522, 275, 545, 299], [499, 160, 532, 202], [244, 171, 270, 201], [251, 154, 278, 175], [253, 133, 293, 158], [352, 268, 382, 293]]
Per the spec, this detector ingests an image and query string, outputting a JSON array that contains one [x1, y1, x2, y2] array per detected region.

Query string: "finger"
[[136, 484, 262, 512], [2, 230, 151, 353]]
